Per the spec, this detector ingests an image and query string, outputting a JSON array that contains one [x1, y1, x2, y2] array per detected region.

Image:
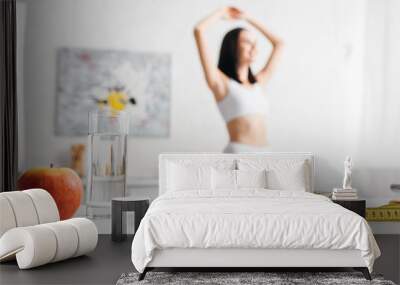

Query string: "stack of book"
[[332, 188, 358, 200]]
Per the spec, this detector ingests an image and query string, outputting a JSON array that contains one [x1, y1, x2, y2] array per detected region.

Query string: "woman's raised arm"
[[194, 8, 233, 99], [244, 14, 284, 85]]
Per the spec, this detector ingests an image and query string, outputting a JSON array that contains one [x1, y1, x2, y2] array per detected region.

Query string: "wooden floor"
[[0, 235, 398, 285]]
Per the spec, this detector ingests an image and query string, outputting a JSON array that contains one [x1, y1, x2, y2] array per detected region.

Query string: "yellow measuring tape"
[[366, 201, 400, 221]]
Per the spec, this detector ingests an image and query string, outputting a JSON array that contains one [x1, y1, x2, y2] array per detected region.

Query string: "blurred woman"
[[194, 7, 283, 153]]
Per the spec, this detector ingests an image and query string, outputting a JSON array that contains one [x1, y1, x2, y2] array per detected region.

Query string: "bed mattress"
[[131, 189, 380, 273]]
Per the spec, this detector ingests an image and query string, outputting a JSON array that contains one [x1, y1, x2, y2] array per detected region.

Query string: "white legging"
[[223, 142, 272, 153]]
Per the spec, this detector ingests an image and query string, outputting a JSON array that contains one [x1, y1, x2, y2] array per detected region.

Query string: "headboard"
[[159, 152, 314, 195]]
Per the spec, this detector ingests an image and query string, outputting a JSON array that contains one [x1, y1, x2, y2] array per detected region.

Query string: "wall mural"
[[55, 47, 171, 137]]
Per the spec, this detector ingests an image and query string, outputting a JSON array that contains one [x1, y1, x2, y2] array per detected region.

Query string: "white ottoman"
[[0, 218, 98, 269], [0, 189, 98, 269], [0, 189, 59, 236]]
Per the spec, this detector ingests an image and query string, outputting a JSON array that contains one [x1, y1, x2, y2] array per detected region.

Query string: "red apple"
[[17, 165, 83, 220]]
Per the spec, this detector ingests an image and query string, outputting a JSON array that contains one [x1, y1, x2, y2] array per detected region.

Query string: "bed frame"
[[138, 153, 371, 280]]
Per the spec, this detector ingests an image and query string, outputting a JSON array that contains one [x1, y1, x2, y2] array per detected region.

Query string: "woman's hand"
[[222, 6, 247, 20], [194, 7, 246, 32], [194, 7, 237, 32]]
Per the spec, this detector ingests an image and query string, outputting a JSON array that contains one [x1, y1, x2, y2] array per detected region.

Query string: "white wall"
[[355, 0, 400, 205], [20, 0, 399, 203]]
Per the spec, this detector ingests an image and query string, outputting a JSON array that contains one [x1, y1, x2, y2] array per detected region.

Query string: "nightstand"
[[332, 199, 366, 218], [111, 196, 150, 242]]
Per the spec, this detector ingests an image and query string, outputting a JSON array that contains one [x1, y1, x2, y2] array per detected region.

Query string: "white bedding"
[[131, 190, 380, 273]]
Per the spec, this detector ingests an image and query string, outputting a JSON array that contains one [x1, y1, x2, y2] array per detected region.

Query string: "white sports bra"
[[217, 79, 268, 123]]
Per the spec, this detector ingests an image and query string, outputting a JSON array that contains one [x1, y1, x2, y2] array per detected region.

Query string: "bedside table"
[[332, 199, 366, 218], [111, 196, 150, 242]]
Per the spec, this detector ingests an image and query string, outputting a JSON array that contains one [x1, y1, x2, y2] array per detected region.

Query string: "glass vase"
[[86, 110, 129, 218]]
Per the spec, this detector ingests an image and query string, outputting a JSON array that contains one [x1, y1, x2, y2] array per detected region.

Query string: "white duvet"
[[131, 190, 380, 273]]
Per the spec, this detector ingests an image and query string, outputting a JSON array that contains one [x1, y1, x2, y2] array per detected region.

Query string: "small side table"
[[332, 199, 366, 218], [112, 196, 150, 242]]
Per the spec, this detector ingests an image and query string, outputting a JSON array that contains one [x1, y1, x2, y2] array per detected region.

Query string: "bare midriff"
[[226, 114, 267, 146]]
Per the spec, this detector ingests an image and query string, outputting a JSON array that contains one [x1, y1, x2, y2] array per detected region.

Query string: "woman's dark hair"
[[218, 28, 257, 84]]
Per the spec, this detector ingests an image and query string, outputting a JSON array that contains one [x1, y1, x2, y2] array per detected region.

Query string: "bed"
[[131, 153, 380, 280]]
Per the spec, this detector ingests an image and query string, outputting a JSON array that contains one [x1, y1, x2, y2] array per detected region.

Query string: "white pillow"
[[211, 169, 268, 190], [237, 170, 267, 188], [166, 159, 236, 192], [211, 169, 236, 190], [238, 159, 309, 191], [168, 163, 211, 191], [267, 167, 306, 191]]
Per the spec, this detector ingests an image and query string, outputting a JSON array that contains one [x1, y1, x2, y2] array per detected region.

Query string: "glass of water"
[[86, 110, 129, 218]]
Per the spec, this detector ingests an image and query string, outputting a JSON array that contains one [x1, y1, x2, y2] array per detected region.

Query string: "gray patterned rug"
[[116, 272, 396, 285]]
